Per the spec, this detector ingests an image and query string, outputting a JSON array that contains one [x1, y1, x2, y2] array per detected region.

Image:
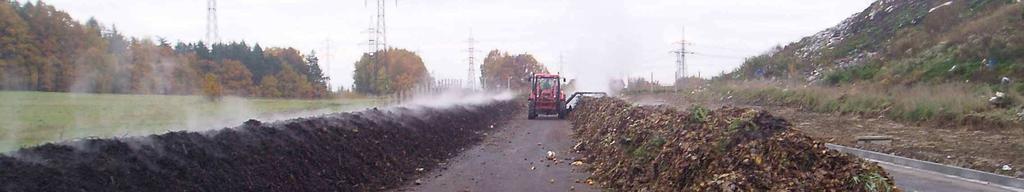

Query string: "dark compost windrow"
[[569, 97, 897, 191], [0, 100, 518, 191]]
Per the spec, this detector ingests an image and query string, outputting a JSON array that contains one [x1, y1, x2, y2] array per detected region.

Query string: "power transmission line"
[[671, 27, 694, 81], [690, 52, 748, 60], [361, 16, 378, 54], [206, 0, 219, 44], [364, 0, 397, 52], [466, 30, 479, 90], [376, 0, 387, 50], [688, 43, 756, 53]]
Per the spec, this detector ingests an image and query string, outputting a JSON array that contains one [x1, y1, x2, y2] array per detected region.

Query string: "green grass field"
[[0, 91, 382, 152]]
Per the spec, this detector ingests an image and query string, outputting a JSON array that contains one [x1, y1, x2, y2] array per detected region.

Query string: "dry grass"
[[705, 80, 1019, 128]]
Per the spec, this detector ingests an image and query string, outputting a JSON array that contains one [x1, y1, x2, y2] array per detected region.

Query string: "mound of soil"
[[569, 97, 896, 191], [0, 101, 518, 191]]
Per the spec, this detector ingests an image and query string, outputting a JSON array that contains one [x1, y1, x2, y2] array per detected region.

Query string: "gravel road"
[[399, 115, 599, 192]]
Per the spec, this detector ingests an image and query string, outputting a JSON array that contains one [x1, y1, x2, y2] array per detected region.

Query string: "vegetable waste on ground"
[[0, 101, 518, 191], [569, 97, 897, 191]]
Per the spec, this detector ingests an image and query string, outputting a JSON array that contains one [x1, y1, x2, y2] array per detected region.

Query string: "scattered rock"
[[571, 160, 584, 166]]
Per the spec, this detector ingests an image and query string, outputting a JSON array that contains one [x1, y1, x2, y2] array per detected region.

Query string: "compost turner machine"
[[526, 73, 607, 119]]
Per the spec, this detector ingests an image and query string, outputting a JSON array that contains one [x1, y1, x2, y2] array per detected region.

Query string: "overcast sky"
[[44, 0, 874, 89]]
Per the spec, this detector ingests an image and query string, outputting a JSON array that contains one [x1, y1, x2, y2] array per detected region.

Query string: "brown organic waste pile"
[[0, 101, 517, 191], [569, 97, 897, 191]]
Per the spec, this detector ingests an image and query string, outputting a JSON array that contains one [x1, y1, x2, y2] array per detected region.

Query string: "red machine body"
[[527, 73, 566, 119]]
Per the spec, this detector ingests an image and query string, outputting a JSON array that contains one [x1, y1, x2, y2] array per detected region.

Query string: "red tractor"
[[527, 73, 606, 119], [528, 74, 566, 119]]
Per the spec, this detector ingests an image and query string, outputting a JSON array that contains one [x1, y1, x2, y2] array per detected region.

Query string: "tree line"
[[349, 49, 549, 95], [0, 1, 329, 98]]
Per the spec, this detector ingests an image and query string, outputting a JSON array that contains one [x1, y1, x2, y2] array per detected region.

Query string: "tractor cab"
[[527, 74, 566, 119]]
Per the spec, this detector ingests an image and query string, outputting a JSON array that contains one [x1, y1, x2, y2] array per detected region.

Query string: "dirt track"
[[877, 161, 1017, 192], [400, 115, 599, 192]]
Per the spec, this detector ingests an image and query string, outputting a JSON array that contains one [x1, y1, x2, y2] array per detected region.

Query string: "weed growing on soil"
[[853, 172, 893, 192], [689, 106, 711, 123]]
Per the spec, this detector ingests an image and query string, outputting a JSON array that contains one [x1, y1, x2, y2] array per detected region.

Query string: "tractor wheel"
[[528, 102, 538, 120], [556, 101, 566, 119]]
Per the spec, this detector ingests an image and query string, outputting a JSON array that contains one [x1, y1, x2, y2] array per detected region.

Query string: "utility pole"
[[363, 0, 396, 96], [513, 57, 517, 88], [206, 0, 219, 44], [364, 0, 396, 52], [558, 53, 564, 75], [672, 27, 693, 90], [376, 0, 386, 50], [466, 30, 478, 90], [361, 17, 378, 54], [672, 27, 692, 81], [650, 72, 654, 93], [377, 0, 397, 50], [324, 37, 332, 89]]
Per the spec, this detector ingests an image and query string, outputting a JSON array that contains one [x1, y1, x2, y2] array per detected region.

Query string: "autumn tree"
[[0, 1, 37, 90], [480, 50, 547, 90], [258, 75, 280, 98], [218, 59, 255, 95], [70, 18, 114, 93], [277, 65, 314, 98], [353, 48, 428, 95], [201, 73, 223, 101], [128, 38, 158, 94]]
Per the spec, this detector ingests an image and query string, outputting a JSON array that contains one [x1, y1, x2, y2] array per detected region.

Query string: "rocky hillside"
[[727, 0, 1023, 87]]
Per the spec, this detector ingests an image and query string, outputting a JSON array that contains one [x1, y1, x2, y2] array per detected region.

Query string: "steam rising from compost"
[[401, 90, 516, 109], [562, 0, 634, 94]]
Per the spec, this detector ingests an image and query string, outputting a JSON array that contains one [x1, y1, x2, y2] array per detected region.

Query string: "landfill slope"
[[0, 101, 517, 191], [569, 97, 897, 191]]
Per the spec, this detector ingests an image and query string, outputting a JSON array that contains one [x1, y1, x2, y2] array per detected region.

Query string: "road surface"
[[399, 115, 600, 192], [879, 161, 1021, 192]]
